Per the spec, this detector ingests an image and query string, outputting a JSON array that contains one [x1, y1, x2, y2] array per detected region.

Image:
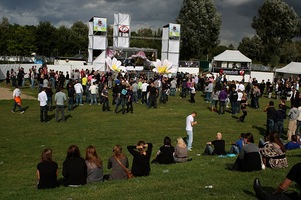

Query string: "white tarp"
[[276, 62, 301, 75], [213, 50, 252, 63]]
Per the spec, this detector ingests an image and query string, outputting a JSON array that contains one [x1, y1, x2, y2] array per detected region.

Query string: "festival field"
[[0, 83, 300, 200]]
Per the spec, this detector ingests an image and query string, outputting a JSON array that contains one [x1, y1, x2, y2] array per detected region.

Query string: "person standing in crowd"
[[127, 141, 152, 177], [259, 80, 265, 97], [38, 87, 48, 122], [218, 88, 227, 114], [287, 103, 299, 141], [264, 101, 276, 135], [101, 84, 110, 111], [274, 104, 286, 139], [89, 82, 98, 105], [54, 87, 67, 122], [36, 148, 59, 189], [115, 80, 127, 114], [62, 145, 87, 186], [290, 87, 300, 108], [170, 78, 177, 96], [6, 70, 10, 85], [11, 86, 25, 114], [189, 82, 196, 103], [205, 80, 214, 102], [238, 92, 248, 122], [230, 87, 238, 115], [126, 85, 134, 113], [132, 80, 138, 103], [186, 111, 197, 151], [148, 82, 158, 109], [45, 83, 53, 111], [85, 145, 103, 183], [74, 80, 84, 105], [141, 79, 149, 104], [67, 82, 75, 111]]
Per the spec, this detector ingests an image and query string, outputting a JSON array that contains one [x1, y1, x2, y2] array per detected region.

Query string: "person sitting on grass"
[[151, 136, 175, 164], [261, 132, 288, 169], [285, 135, 300, 150], [232, 133, 262, 172], [254, 162, 301, 200], [229, 133, 245, 154], [174, 137, 192, 162], [108, 145, 129, 180], [127, 141, 153, 177], [36, 148, 59, 189], [85, 145, 103, 184], [62, 145, 87, 187], [203, 132, 226, 156]]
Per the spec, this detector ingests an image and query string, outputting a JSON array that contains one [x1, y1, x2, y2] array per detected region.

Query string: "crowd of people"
[[6, 65, 301, 198]]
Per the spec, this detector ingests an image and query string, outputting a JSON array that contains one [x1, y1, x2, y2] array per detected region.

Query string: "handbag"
[[114, 156, 134, 179]]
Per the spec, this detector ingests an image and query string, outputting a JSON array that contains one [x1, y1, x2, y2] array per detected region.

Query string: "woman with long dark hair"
[[36, 148, 59, 189], [62, 145, 87, 186]]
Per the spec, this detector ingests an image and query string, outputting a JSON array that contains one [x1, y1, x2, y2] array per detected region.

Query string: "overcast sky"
[[1, 0, 300, 47]]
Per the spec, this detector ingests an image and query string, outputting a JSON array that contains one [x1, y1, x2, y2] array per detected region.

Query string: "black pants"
[[40, 105, 48, 122], [239, 110, 247, 122]]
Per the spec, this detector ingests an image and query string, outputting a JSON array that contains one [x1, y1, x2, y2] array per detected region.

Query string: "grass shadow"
[[252, 125, 266, 136]]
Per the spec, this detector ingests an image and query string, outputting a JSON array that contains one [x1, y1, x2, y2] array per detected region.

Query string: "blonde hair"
[[216, 132, 222, 139], [177, 137, 186, 148]]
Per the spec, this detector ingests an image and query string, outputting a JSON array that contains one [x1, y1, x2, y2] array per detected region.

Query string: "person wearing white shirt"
[[89, 82, 98, 105], [141, 80, 149, 104], [186, 111, 197, 151], [38, 88, 48, 122], [74, 80, 84, 105]]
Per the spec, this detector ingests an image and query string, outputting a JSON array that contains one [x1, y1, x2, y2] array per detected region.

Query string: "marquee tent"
[[213, 50, 252, 63], [275, 62, 301, 75]]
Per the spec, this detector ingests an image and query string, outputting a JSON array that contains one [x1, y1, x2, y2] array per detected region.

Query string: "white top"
[[238, 83, 245, 91], [38, 91, 48, 106], [186, 114, 194, 131], [74, 83, 83, 94], [89, 85, 98, 94], [237, 92, 243, 101], [297, 106, 301, 121], [13, 88, 21, 98], [142, 83, 149, 92]]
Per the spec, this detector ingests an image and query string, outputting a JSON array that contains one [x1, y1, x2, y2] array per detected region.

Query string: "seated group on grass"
[[203, 131, 292, 172], [36, 136, 191, 189]]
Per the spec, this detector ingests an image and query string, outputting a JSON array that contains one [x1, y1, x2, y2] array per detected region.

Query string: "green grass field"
[[0, 83, 300, 200]]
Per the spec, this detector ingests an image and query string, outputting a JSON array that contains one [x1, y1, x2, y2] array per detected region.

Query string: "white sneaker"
[[20, 111, 25, 114]]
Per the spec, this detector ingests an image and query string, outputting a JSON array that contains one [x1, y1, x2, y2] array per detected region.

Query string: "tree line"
[[0, 0, 301, 67]]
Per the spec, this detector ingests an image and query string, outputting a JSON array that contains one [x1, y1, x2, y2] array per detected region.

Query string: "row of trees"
[[0, 0, 300, 67]]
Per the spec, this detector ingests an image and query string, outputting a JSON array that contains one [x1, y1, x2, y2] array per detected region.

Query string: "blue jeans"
[[296, 120, 301, 135], [170, 88, 176, 96], [133, 91, 138, 103], [219, 101, 226, 114], [206, 92, 212, 102], [47, 96, 52, 111], [76, 93, 83, 105], [274, 121, 283, 138], [267, 119, 274, 134], [203, 144, 214, 155], [186, 130, 193, 150], [231, 101, 237, 114], [90, 94, 97, 104], [115, 98, 126, 113], [229, 145, 239, 154], [68, 97, 73, 110], [31, 78, 35, 88]]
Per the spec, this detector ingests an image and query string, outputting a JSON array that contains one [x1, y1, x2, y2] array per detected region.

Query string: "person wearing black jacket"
[[127, 142, 152, 177], [230, 87, 238, 114], [274, 104, 286, 139]]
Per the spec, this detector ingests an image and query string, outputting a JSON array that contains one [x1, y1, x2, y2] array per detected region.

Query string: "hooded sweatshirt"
[[288, 107, 299, 120]]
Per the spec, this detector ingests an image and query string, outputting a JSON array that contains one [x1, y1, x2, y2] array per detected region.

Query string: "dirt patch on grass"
[[0, 86, 36, 100]]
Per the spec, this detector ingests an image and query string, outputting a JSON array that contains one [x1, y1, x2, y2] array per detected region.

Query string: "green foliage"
[[1, 83, 301, 199], [176, 0, 221, 60], [252, 0, 301, 65], [238, 36, 262, 62]]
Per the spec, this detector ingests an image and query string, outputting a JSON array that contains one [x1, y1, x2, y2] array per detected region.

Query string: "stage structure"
[[161, 23, 180, 73], [88, 16, 108, 70], [113, 13, 130, 48]]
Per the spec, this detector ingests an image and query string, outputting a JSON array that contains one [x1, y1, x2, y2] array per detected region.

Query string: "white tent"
[[276, 62, 301, 75], [213, 50, 252, 63]]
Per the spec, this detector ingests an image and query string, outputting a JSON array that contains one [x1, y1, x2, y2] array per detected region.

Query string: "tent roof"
[[276, 62, 301, 74], [213, 50, 252, 63]]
